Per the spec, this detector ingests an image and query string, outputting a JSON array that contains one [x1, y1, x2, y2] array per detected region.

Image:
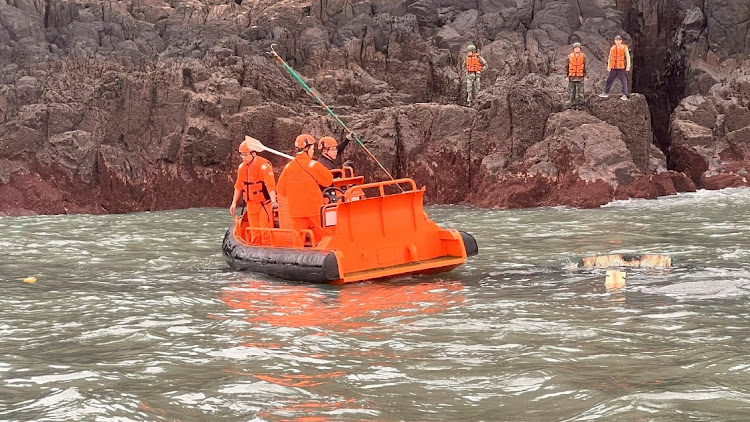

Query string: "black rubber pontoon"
[[222, 227, 340, 282]]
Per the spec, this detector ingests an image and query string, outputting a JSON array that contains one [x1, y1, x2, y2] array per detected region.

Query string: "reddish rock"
[[723, 161, 750, 174], [668, 171, 698, 192], [0, 172, 66, 215], [470, 174, 556, 209], [547, 174, 615, 209], [700, 173, 749, 190], [668, 143, 709, 184], [468, 172, 614, 209], [613, 173, 677, 201]]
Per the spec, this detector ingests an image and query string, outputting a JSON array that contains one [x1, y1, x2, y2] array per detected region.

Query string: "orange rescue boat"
[[222, 168, 478, 284]]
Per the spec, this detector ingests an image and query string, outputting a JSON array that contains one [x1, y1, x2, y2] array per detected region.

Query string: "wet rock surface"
[[0, 0, 748, 215]]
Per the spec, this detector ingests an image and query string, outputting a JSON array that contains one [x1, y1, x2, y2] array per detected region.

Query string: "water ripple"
[[1, 191, 750, 419]]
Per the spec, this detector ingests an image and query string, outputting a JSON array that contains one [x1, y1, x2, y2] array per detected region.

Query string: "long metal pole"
[[268, 45, 397, 182]]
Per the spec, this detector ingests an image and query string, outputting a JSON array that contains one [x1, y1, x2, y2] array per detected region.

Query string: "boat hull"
[[222, 227, 477, 284]]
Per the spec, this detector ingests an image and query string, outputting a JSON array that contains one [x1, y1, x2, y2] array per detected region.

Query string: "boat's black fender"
[[459, 231, 478, 257], [222, 227, 340, 282]]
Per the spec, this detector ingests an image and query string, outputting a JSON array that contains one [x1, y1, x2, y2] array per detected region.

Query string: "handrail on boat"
[[330, 166, 355, 179], [343, 178, 418, 201]]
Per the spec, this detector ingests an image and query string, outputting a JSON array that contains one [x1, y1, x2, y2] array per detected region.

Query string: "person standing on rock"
[[567, 42, 587, 110], [466, 44, 488, 104], [317, 133, 351, 170], [230, 138, 277, 245], [277, 134, 334, 244], [599, 35, 631, 100]]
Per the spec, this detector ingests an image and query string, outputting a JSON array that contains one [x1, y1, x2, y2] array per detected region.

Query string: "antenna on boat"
[[267, 44, 398, 183]]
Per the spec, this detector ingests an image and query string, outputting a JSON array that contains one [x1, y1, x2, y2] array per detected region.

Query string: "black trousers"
[[604, 69, 628, 95]]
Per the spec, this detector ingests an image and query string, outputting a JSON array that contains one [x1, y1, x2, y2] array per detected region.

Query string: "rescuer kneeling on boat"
[[230, 139, 277, 245], [277, 134, 334, 244], [317, 134, 351, 170]]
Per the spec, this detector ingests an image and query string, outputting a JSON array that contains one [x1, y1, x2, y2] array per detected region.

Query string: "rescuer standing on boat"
[[277, 134, 334, 243], [317, 134, 351, 170], [230, 138, 277, 245]]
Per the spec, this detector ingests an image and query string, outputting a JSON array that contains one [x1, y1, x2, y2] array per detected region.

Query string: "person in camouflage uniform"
[[567, 42, 587, 110], [466, 44, 488, 104]]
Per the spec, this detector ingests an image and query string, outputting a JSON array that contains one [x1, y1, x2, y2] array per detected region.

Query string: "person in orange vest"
[[599, 35, 632, 100], [230, 138, 277, 245], [317, 134, 351, 170], [276, 134, 334, 244], [567, 42, 588, 110], [466, 44, 488, 104]]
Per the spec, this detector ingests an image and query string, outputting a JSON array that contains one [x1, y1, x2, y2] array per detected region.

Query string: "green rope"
[[270, 49, 396, 182]]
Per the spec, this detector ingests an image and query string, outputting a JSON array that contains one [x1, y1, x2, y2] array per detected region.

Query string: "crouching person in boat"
[[229, 139, 277, 245], [277, 134, 334, 245]]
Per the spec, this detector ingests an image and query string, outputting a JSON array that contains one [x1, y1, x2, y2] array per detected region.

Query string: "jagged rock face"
[[467, 106, 695, 208], [629, 0, 750, 189], [667, 89, 750, 189], [0, 0, 747, 215]]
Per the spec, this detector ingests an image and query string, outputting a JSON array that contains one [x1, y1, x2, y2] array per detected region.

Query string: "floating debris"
[[605, 270, 626, 290], [581, 254, 671, 269], [23, 277, 37, 284]]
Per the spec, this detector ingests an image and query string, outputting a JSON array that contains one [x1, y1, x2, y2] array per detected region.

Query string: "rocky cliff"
[[0, 0, 747, 215]]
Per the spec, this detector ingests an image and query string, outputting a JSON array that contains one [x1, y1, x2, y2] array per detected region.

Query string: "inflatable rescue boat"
[[222, 168, 478, 284]]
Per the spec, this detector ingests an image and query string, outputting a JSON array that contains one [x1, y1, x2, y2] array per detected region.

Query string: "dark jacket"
[[319, 154, 336, 170]]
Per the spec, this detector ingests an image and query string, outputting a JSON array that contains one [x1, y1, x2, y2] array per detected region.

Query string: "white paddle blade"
[[243, 136, 265, 151], [244, 135, 293, 160]]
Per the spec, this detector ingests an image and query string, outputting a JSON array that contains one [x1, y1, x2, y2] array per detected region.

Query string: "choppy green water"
[[1, 188, 749, 421]]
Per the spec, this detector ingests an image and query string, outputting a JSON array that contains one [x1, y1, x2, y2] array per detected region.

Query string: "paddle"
[[244, 136, 293, 160]]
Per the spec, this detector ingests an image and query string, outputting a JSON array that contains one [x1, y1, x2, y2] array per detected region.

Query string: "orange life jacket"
[[234, 156, 276, 203], [466, 52, 483, 73], [609, 45, 628, 69], [277, 154, 334, 217], [568, 52, 585, 77]]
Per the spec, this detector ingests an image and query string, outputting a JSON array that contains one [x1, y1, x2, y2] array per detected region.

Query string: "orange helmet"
[[318, 136, 338, 150], [295, 134, 316, 150]]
